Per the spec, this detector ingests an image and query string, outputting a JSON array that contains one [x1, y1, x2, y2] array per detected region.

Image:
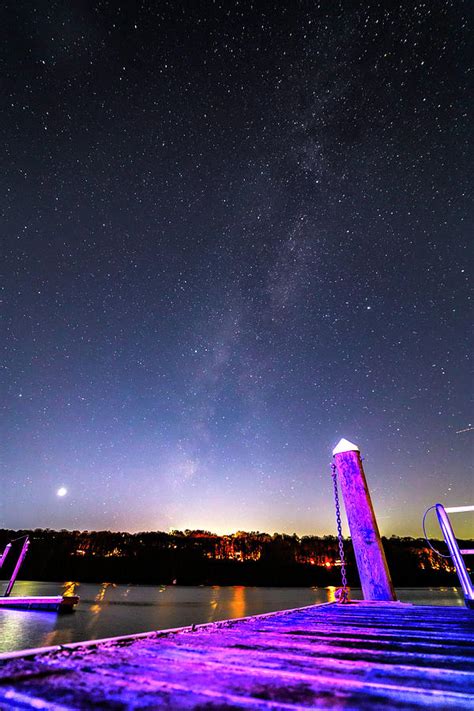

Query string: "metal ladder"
[[435, 504, 474, 609]]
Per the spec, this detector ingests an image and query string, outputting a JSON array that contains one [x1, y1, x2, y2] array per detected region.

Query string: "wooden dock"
[[0, 602, 473, 709], [0, 595, 79, 613]]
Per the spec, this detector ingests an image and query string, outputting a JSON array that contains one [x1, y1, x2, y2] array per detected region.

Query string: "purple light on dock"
[[0, 603, 473, 708]]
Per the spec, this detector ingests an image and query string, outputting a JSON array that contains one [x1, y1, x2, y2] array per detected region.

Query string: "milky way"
[[2, 2, 472, 537]]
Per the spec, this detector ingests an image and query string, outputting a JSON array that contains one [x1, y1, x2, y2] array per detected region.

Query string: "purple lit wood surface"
[[0, 602, 473, 709]]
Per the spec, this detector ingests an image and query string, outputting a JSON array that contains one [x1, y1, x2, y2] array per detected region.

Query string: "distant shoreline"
[[2, 528, 470, 589], [7, 579, 465, 589]]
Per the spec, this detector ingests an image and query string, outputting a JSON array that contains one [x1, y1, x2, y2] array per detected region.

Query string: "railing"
[[0, 543, 12, 571], [1, 537, 30, 598], [435, 504, 474, 609]]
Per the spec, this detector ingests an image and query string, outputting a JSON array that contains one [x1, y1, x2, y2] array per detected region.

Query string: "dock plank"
[[0, 602, 473, 709]]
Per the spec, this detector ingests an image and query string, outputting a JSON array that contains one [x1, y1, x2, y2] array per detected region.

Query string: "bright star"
[[56, 487, 68, 497]]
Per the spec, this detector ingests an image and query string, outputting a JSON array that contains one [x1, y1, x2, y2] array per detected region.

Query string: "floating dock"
[[0, 595, 79, 613], [0, 536, 80, 614], [0, 601, 473, 709]]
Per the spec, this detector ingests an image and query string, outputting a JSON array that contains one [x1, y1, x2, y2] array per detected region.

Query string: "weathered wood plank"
[[0, 602, 473, 710]]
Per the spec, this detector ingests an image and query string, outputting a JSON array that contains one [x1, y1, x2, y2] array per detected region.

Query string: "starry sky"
[[2, 1, 472, 538]]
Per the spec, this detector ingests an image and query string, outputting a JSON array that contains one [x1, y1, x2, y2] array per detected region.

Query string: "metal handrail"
[[0, 544, 12, 571], [3, 537, 30, 597], [435, 503, 474, 609]]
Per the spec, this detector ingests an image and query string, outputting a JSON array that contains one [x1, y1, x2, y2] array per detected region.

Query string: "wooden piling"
[[333, 438, 396, 601]]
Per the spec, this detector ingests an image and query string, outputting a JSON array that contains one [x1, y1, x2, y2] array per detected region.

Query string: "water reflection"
[[229, 586, 246, 619], [207, 586, 221, 623], [90, 582, 115, 615], [0, 609, 56, 651]]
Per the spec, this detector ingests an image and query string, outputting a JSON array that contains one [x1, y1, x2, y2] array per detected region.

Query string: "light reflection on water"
[[0, 581, 464, 654]]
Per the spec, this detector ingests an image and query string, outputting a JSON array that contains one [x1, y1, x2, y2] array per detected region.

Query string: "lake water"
[[0, 581, 466, 654]]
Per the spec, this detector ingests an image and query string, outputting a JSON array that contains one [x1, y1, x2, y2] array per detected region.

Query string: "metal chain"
[[331, 463, 350, 603]]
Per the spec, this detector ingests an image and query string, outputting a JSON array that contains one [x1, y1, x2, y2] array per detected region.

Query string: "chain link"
[[331, 463, 350, 603]]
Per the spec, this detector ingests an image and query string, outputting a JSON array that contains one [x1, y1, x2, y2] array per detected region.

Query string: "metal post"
[[4, 537, 30, 597], [0, 543, 12, 571], [333, 439, 396, 601], [435, 503, 474, 608]]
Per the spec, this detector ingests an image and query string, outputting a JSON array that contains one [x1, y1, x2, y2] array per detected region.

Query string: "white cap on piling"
[[333, 438, 360, 455]]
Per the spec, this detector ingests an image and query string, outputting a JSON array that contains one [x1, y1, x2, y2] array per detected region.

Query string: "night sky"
[[2, 2, 472, 538]]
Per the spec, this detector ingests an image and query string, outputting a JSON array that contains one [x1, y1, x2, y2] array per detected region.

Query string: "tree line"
[[0, 528, 469, 587]]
